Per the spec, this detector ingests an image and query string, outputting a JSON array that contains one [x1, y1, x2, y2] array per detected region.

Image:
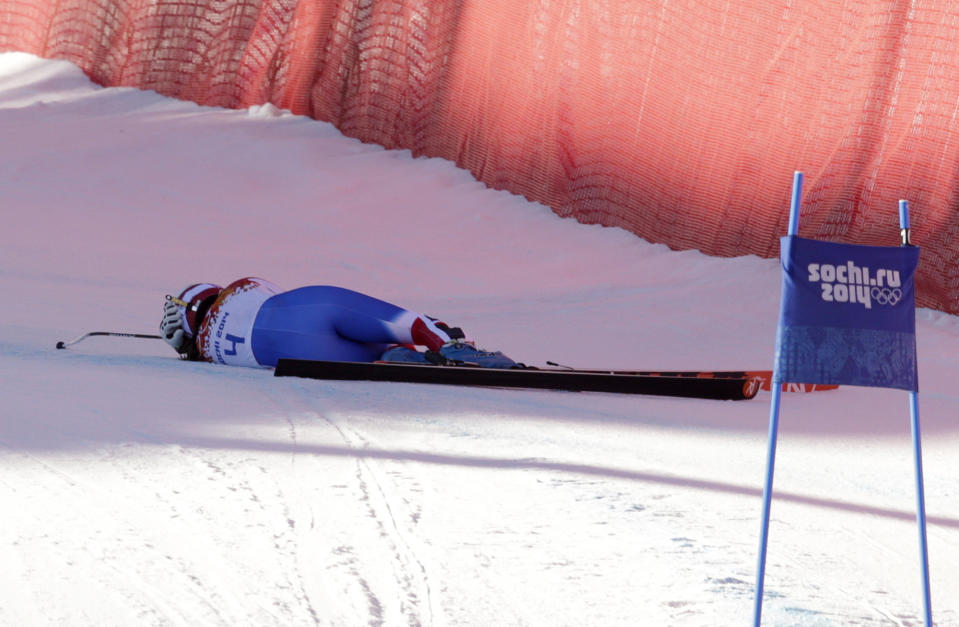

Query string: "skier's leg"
[[289, 286, 461, 349], [250, 286, 461, 366], [289, 287, 519, 369]]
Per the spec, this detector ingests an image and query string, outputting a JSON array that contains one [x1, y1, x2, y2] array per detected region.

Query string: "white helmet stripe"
[[180, 283, 220, 304], [177, 283, 222, 336]]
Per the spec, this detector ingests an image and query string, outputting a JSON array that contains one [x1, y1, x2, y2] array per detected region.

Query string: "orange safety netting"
[[3, 0, 959, 312]]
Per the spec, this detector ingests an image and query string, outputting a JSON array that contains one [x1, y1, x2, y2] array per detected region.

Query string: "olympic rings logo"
[[871, 287, 902, 306]]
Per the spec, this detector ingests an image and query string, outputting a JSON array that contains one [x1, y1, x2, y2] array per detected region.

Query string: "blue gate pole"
[[900, 199, 933, 626], [910, 392, 933, 627], [753, 171, 803, 626], [753, 383, 783, 627]]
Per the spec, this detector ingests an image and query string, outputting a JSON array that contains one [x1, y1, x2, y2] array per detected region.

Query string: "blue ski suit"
[[193, 278, 457, 367]]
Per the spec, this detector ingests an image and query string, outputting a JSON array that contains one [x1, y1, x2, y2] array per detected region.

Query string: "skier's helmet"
[[177, 283, 223, 337]]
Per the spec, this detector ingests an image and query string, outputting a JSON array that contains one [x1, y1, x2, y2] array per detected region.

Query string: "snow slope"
[[1, 52, 957, 626]]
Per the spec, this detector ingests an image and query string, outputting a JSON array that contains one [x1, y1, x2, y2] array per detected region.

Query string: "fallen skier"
[[160, 278, 519, 369], [55, 278, 760, 399]]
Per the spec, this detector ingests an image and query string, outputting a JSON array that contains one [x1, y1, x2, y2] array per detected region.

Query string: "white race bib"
[[196, 278, 282, 367]]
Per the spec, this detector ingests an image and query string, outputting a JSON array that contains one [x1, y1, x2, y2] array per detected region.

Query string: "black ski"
[[274, 359, 760, 400]]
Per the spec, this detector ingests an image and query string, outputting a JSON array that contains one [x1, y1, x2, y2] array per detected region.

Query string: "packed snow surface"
[[1, 52, 957, 626]]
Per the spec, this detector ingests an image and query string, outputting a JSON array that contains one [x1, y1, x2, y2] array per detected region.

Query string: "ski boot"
[[433, 340, 523, 369], [380, 344, 430, 364]]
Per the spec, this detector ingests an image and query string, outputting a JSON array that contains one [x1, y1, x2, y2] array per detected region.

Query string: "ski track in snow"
[[2, 51, 959, 626], [263, 383, 437, 627]]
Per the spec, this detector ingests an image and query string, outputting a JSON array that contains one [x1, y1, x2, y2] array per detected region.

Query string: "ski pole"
[[56, 295, 190, 349], [56, 331, 163, 349]]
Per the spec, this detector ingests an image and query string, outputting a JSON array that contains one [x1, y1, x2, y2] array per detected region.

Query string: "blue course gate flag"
[[775, 235, 920, 391]]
